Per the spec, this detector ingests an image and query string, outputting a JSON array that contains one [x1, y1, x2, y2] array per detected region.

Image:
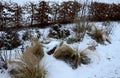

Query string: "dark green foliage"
[[48, 24, 70, 39]]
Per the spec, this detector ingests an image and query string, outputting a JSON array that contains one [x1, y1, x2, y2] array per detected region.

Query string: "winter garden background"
[[0, 0, 120, 78]]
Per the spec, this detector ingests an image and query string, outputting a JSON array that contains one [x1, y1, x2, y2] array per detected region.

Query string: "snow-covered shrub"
[[35, 29, 41, 39], [54, 45, 80, 69], [22, 31, 32, 41], [48, 24, 70, 39], [0, 31, 21, 50]]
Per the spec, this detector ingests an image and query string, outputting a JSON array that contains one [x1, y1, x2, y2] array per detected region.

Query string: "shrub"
[[22, 31, 32, 41], [48, 24, 70, 39], [0, 31, 21, 50]]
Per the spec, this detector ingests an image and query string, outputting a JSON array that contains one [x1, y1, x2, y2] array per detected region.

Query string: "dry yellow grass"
[[87, 24, 111, 44], [79, 50, 91, 65], [54, 45, 80, 69], [9, 49, 46, 78], [54, 45, 75, 58], [26, 37, 44, 60], [9, 37, 46, 78]]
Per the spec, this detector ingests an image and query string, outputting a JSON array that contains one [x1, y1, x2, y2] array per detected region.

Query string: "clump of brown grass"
[[93, 29, 111, 44], [54, 45, 80, 69], [87, 23, 111, 44], [79, 51, 91, 65], [92, 29, 104, 44], [73, 25, 85, 33], [26, 37, 44, 60], [9, 37, 46, 78], [9, 52, 46, 78], [87, 23, 97, 33], [80, 48, 91, 64], [87, 44, 97, 51]]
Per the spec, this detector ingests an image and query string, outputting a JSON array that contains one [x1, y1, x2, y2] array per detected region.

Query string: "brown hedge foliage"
[[109, 4, 120, 20], [58, 1, 81, 23], [33, 1, 51, 24], [89, 2, 120, 21]]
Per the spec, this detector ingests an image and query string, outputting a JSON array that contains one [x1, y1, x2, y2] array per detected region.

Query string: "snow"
[[41, 54, 76, 78], [0, 22, 120, 78], [0, 0, 120, 78], [42, 22, 120, 78], [0, 70, 11, 78]]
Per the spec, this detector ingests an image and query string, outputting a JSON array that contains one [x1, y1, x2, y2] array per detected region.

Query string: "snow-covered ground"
[[41, 22, 120, 78], [0, 22, 120, 78], [0, 0, 120, 77]]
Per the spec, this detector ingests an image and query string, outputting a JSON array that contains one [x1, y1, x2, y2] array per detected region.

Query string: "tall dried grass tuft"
[[79, 49, 91, 65], [93, 29, 104, 43], [9, 52, 46, 78], [9, 37, 46, 78], [54, 45, 80, 69], [87, 24, 111, 44], [26, 37, 44, 60]]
